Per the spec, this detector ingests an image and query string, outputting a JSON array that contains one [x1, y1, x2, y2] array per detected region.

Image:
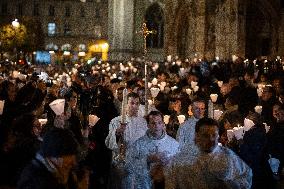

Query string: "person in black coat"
[[267, 104, 284, 177], [239, 112, 275, 189], [17, 128, 84, 189]]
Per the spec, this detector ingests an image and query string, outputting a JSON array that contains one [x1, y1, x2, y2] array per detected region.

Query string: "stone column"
[[278, 11, 284, 56], [215, 0, 246, 60], [108, 0, 134, 60], [195, 0, 206, 59], [232, 0, 246, 58]]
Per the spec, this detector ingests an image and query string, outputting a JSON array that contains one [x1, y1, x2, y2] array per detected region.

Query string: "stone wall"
[[108, 0, 282, 61]]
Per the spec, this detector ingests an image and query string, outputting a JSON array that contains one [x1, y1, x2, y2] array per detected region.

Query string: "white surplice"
[[125, 130, 179, 189], [165, 145, 253, 189], [176, 117, 198, 150], [105, 115, 148, 189]]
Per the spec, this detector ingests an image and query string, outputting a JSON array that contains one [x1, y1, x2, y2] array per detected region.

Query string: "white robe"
[[105, 115, 148, 189], [176, 117, 198, 150], [105, 115, 148, 154], [165, 145, 253, 189], [125, 131, 179, 189]]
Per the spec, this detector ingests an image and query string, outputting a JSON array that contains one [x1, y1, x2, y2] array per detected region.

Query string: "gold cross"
[[136, 22, 156, 116], [136, 22, 156, 55]]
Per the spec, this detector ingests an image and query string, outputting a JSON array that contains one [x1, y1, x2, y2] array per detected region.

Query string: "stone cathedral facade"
[[108, 0, 284, 61]]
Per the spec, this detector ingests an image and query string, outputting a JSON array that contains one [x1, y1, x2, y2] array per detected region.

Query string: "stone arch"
[[145, 3, 164, 48], [245, 0, 280, 58], [174, 2, 192, 59]]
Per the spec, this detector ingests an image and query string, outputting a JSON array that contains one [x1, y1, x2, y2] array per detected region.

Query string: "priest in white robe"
[[105, 92, 148, 189], [165, 118, 252, 189], [176, 99, 206, 150], [125, 111, 179, 189]]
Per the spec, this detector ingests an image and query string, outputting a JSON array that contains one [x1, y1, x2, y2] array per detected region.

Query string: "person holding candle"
[[165, 118, 252, 189], [176, 98, 206, 150], [105, 92, 148, 189], [267, 104, 284, 180], [125, 111, 179, 189], [239, 112, 276, 189]]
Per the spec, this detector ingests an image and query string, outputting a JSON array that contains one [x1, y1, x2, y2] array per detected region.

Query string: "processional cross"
[[136, 22, 156, 116]]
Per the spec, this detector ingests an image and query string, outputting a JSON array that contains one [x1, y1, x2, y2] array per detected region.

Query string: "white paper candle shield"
[[148, 82, 152, 88], [244, 118, 255, 131], [257, 84, 265, 89], [227, 129, 234, 142], [210, 94, 218, 103], [257, 88, 263, 97], [49, 99, 65, 115], [152, 78, 158, 85], [167, 55, 172, 62], [213, 110, 223, 120], [150, 87, 160, 98], [263, 123, 270, 133], [217, 81, 223, 88], [159, 85, 165, 91], [233, 126, 244, 140], [254, 106, 262, 114], [12, 71, 19, 78], [193, 86, 199, 92], [177, 115, 186, 124], [160, 82, 167, 87], [148, 100, 153, 105], [232, 55, 238, 62], [38, 119, 48, 126], [186, 88, 192, 95], [89, 115, 100, 127], [0, 100, 5, 115], [191, 81, 198, 89], [164, 115, 170, 124], [171, 86, 178, 91]]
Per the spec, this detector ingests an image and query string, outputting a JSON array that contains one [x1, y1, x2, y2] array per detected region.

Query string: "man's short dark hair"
[[195, 118, 219, 133], [127, 92, 140, 100], [192, 98, 206, 106], [41, 128, 79, 158], [146, 111, 163, 123]]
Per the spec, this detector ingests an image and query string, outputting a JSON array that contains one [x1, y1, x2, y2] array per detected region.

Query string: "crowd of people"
[[0, 56, 283, 189]]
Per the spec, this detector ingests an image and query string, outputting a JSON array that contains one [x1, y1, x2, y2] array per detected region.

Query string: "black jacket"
[[17, 158, 66, 189]]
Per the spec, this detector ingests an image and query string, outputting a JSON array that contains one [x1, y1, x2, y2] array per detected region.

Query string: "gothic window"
[[49, 5, 55, 16], [145, 3, 164, 48], [65, 6, 70, 17], [48, 23, 56, 36]]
